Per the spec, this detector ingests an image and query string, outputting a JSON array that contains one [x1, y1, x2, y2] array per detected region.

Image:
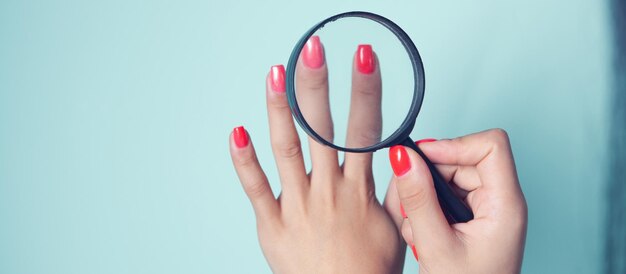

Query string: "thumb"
[[389, 145, 458, 255]]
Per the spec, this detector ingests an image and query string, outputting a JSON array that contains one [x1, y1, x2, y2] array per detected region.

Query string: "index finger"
[[419, 129, 519, 192]]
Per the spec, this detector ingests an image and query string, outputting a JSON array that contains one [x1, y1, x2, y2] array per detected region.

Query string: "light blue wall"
[[0, 1, 610, 273]]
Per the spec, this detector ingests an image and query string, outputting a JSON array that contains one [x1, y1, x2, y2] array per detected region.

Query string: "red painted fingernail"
[[233, 126, 249, 148], [415, 138, 437, 145], [356, 44, 375, 74], [411, 245, 419, 261], [270, 65, 286, 93], [389, 145, 411, 176], [400, 204, 407, 219], [302, 36, 324, 69]]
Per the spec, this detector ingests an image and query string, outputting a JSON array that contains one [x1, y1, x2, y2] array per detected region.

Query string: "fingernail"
[[415, 138, 437, 145], [411, 245, 419, 261], [389, 145, 411, 177], [400, 204, 407, 219], [233, 126, 249, 148], [302, 36, 324, 69], [356, 44, 375, 74], [270, 65, 286, 93]]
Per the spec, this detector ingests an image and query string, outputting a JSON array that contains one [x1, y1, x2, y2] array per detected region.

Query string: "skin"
[[393, 129, 528, 274], [229, 44, 527, 273]]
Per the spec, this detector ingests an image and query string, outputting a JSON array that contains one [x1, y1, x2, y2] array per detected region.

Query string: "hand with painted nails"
[[229, 36, 406, 273], [389, 130, 528, 274]]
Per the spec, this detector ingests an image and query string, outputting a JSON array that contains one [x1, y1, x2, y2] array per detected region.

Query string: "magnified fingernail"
[[356, 44, 375, 74], [411, 245, 419, 261], [233, 126, 249, 148], [415, 138, 437, 145], [390, 145, 411, 176], [270, 65, 286, 93], [400, 204, 407, 219], [302, 36, 324, 69]]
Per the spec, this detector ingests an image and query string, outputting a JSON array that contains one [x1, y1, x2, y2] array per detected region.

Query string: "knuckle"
[[398, 184, 431, 213], [351, 128, 381, 146], [488, 128, 510, 143], [273, 141, 302, 160], [267, 96, 290, 110], [508, 197, 528, 229], [233, 153, 257, 169], [232, 151, 258, 169], [353, 86, 381, 96], [487, 128, 511, 150], [300, 73, 328, 91], [243, 180, 270, 199]]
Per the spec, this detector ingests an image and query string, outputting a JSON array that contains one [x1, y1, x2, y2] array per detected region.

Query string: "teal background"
[[0, 1, 610, 273]]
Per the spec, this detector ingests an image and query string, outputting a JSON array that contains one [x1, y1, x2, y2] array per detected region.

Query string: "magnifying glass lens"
[[293, 17, 414, 150], [287, 12, 474, 223]]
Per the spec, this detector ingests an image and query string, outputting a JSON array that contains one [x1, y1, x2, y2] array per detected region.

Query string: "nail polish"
[[356, 44, 375, 74], [400, 204, 407, 219], [302, 36, 324, 69], [415, 138, 437, 145], [233, 126, 249, 148], [389, 145, 411, 176], [270, 65, 286, 92], [411, 245, 419, 261]]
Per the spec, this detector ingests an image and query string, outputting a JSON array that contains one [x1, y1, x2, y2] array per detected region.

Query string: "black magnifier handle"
[[400, 138, 474, 223]]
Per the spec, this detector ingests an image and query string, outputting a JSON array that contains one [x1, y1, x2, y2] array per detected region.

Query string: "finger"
[[387, 188, 420, 262], [400, 220, 418, 261], [229, 126, 279, 221], [383, 179, 404, 228], [434, 164, 480, 194], [389, 145, 459, 255], [344, 44, 382, 181], [401, 220, 414, 246], [296, 36, 340, 178], [417, 129, 519, 193], [266, 65, 308, 193], [415, 139, 480, 193], [414, 139, 481, 197]]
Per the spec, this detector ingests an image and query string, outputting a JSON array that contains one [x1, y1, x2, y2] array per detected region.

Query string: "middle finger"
[[343, 44, 382, 181], [296, 36, 341, 179]]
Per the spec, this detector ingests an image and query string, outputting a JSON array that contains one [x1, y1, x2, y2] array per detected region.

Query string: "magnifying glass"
[[285, 11, 473, 223]]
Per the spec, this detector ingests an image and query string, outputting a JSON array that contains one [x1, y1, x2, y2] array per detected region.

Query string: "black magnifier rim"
[[286, 11, 425, 153]]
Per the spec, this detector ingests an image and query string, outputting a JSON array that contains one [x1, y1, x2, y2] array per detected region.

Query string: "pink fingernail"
[[302, 36, 324, 69], [356, 44, 375, 74], [390, 145, 411, 177], [270, 65, 286, 93], [233, 126, 249, 148]]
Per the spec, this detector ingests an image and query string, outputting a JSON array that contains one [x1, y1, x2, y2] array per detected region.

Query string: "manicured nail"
[[302, 36, 324, 69], [233, 126, 249, 148], [356, 44, 375, 74], [415, 138, 437, 145], [389, 145, 411, 177], [400, 204, 407, 219], [270, 65, 286, 93], [411, 245, 419, 261]]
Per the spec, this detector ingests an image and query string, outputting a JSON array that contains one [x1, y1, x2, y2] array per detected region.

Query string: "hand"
[[229, 37, 405, 273], [388, 129, 528, 274]]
